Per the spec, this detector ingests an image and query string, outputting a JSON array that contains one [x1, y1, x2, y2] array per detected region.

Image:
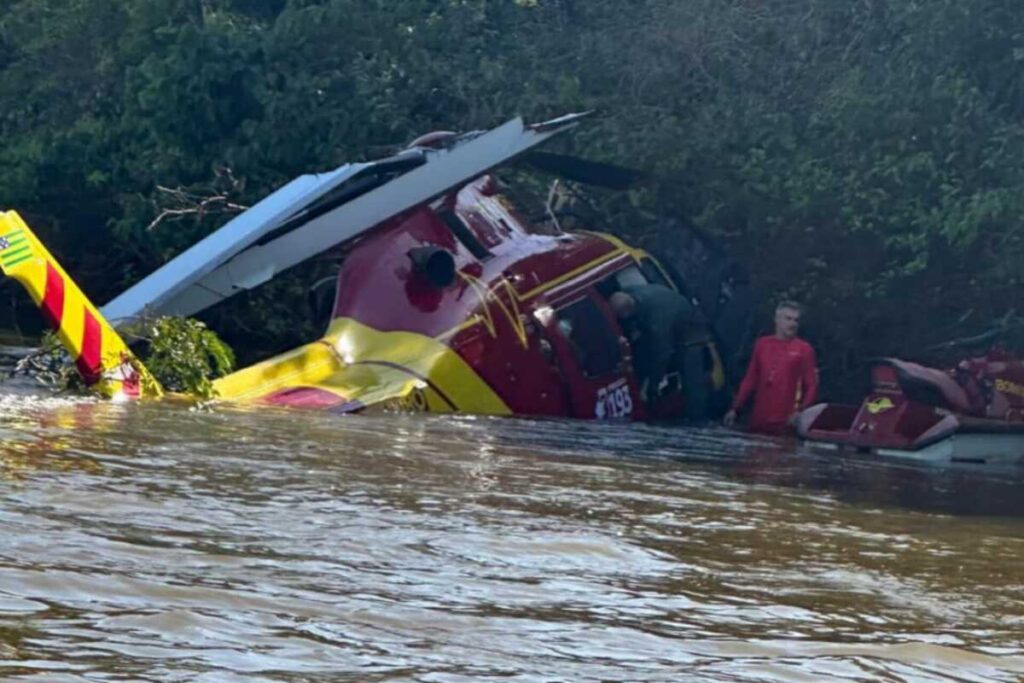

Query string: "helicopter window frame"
[[595, 262, 659, 300], [553, 295, 623, 379]]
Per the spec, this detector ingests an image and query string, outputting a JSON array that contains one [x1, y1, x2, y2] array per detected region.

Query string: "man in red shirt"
[[724, 301, 818, 434]]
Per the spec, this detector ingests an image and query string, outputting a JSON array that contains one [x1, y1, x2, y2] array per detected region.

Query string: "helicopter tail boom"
[[0, 211, 162, 399]]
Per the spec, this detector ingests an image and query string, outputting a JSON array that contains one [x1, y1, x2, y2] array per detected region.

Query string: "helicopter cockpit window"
[[639, 257, 671, 288], [555, 298, 622, 378], [615, 265, 647, 289], [595, 264, 650, 299]]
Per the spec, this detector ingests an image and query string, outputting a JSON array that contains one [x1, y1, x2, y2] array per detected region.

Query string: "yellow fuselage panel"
[[211, 317, 510, 415]]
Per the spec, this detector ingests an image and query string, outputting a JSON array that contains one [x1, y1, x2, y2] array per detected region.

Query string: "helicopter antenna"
[[545, 180, 565, 233]]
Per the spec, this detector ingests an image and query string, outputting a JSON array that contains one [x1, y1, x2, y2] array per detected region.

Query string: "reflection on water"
[[0, 372, 1022, 681]]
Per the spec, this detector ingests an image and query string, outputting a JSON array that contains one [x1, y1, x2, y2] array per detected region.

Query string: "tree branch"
[[146, 167, 249, 232]]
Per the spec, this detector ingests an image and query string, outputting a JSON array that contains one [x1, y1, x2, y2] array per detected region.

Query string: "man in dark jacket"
[[610, 284, 711, 421]]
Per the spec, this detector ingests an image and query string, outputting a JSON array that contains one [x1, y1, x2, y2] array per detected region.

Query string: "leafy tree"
[[3, 0, 1024, 394]]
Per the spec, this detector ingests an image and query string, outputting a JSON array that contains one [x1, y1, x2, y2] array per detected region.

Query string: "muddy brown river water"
[[0, 364, 1022, 681]]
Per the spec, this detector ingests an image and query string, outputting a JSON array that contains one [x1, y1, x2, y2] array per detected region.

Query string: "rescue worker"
[[609, 284, 711, 421], [724, 300, 818, 434]]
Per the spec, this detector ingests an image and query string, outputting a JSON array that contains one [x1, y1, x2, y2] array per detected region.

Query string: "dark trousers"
[[681, 344, 708, 422]]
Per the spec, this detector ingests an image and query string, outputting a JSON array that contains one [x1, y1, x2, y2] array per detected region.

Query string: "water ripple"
[[0, 391, 1021, 681]]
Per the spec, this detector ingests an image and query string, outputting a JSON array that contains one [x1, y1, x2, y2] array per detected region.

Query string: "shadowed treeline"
[[2, 0, 1022, 397]]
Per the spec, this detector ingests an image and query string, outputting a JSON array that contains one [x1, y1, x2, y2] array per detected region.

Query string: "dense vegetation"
[[2, 0, 1023, 399]]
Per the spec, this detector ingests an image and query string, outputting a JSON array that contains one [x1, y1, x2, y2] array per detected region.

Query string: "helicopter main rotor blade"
[[102, 112, 590, 324], [521, 151, 646, 190]]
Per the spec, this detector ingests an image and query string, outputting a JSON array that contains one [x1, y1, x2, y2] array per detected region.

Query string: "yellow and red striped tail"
[[0, 211, 162, 399]]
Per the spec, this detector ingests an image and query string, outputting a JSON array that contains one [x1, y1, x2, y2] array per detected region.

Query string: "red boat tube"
[[797, 355, 1024, 465]]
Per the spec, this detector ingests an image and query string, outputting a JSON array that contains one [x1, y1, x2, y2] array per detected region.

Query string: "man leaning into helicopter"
[[610, 285, 712, 421]]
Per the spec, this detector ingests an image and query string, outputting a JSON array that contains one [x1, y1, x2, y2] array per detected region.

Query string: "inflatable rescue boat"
[[797, 351, 1024, 466]]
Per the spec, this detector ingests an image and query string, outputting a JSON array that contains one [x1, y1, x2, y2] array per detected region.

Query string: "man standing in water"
[[724, 300, 818, 434], [610, 284, 711, 421]]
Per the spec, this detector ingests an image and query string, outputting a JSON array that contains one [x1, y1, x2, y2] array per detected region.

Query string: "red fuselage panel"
[[328, 178, 638, 417]]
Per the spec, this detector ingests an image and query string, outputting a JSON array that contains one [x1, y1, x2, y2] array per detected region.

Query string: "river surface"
[[0, 360, 1023, 681]]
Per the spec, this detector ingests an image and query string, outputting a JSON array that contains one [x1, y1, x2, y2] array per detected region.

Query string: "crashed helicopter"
[[0, 113, 752, 421]]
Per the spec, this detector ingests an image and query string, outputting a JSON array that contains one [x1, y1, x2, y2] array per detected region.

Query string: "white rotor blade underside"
[[102, 113, 586, 324]]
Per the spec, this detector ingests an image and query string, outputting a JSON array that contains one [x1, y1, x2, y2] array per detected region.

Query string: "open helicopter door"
[[102, 113, 590, 325], [540, 291, 645, 421]]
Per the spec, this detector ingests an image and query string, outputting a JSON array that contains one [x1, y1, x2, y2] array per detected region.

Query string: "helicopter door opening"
[[595, 260, 728, 421], [545, 293, 643, 420]]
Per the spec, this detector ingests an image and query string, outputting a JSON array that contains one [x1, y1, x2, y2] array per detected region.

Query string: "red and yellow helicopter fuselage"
[[2, 115, 737, 421], [216, 176, 715, 420]]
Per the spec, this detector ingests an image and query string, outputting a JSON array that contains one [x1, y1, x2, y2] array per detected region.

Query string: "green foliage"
[[3, 0, 1024, 396], [131, 316, 236, 400], [17, 317, 235, 401], [15, 331, 88, 394]]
